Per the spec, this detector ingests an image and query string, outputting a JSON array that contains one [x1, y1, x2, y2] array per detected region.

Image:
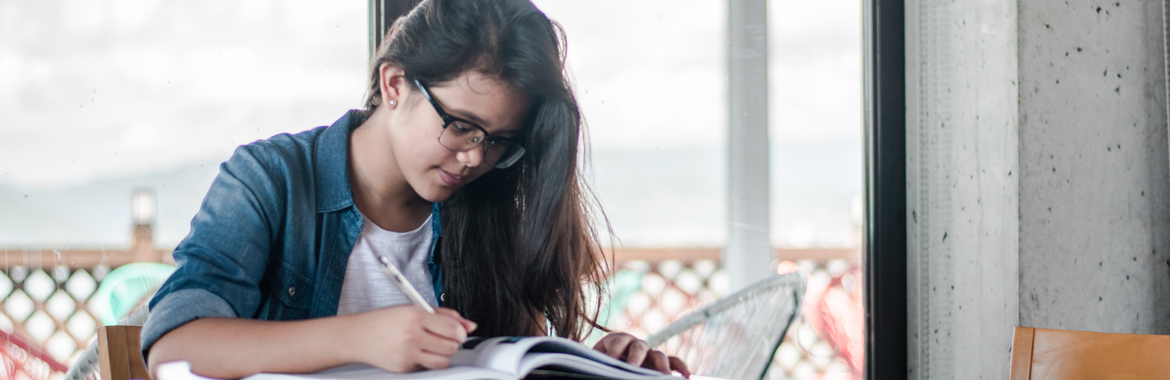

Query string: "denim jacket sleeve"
[[141, 143, 284, 358]]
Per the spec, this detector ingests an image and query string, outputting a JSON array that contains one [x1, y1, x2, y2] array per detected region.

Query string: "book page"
[[154, 361, 515, 380], [156, 337, 681, 380], [450, 337, 543, 375], [525, 340, 674, 378], [450, 336, 674, 379], [517, 353, 675, 379]]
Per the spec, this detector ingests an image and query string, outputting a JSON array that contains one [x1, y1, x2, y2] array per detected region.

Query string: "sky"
[[0, 0, 369, 189], [0, 0, 862, 249]]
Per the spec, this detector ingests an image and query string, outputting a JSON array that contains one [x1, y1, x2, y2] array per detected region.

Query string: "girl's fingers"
[[458, 317, 477, 333], [624, 339, 651, 367], [422, 327, 465, 352], [434, 307, 461, 319], [599, 333, 636, 359], [669, 356, 691, 378], [421, 313, 469, 343], [435, 307, 478, 333], [426, 337, 463, 356], [415, 350, 453, 370], [412, 327, 462, 356], [592, 335, 609, 351], [643, 350, 670, 374]]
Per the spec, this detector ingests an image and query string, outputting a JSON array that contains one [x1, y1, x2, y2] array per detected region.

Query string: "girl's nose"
[[457, 147, 485, 168]]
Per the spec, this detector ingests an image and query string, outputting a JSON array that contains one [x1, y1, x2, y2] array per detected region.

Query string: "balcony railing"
[[0, 245, 859, 380]]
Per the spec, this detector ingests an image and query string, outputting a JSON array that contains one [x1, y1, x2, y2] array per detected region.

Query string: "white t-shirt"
[[336, 213, 439, 315]]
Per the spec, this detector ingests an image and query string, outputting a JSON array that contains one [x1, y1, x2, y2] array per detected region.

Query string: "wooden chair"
[[64, 306, 152, 380], [97, 325, 152, 380], [1010, 326, 1170, 380]]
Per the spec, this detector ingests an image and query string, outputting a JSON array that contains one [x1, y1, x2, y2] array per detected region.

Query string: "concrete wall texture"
[[1018, 0, 1170, 334], [906, 0, 1170, 378]]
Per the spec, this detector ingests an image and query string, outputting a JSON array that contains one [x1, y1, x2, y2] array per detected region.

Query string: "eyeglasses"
[[412, 77, 526, 169]]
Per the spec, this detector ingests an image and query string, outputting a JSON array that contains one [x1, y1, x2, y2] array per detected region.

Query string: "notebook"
[[155, 336, 680, 380]]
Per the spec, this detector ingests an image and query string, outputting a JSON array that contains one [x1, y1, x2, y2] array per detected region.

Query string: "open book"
[[156, 336, 679, 380]]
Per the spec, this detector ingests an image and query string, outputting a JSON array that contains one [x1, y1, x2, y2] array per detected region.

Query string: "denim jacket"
[[141, 110, 444, 358]]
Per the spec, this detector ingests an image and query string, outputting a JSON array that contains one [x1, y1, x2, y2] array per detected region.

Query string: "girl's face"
[[385, 69, 531, 202]]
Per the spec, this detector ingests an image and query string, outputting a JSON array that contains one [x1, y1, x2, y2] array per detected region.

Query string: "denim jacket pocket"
[[273, 263, 314, 310]]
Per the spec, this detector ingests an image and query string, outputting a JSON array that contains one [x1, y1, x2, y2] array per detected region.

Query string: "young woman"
[[142, 0, 689, 378]]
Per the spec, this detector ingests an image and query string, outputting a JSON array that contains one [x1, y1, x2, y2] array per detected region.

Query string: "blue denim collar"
[[313, 110, 366, 213]]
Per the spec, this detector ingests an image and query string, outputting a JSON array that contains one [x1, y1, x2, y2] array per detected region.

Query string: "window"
[[0, 1, 887, 378], [0, 0, 368, 367], [536, 1, 865, 378]]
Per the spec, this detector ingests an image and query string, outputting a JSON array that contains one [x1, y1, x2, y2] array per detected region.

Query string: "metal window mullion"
[[725, 0, 772, 293]]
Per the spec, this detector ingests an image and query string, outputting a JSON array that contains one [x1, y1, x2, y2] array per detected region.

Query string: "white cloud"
[[61, 0, 110, 35], [537, 0, 863, 147], [110, 0, 161, 33], [0, 0, 368, 189], [535, 0, 727, 149]]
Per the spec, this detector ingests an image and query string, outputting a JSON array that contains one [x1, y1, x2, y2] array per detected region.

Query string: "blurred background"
[[0, 0, 862, 379]]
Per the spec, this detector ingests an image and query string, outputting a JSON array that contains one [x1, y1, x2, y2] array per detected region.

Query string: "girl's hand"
[[593, 332, 691, 378], [345, 305, 477, 372]]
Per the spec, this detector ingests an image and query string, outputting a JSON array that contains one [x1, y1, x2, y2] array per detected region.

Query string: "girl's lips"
[[438, 169, 464, 186]]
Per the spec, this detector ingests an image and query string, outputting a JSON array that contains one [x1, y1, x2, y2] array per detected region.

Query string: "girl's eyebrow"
[[445, 106, 491, 129], [447, 105, 520, 136], [494, 126, 523, 138]]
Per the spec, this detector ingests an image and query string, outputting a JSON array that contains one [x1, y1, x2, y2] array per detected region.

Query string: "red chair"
[[0, 329, 69, 380]]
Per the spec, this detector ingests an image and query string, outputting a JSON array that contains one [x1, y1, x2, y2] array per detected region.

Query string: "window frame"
[[863, 0, 908, 378], [369, 0, 421, 56]]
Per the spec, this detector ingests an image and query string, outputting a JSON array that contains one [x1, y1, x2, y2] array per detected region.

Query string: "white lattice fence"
[[0, 259, 863, 380], [0, 265, 107, 370], [605, 259, 862, 380]]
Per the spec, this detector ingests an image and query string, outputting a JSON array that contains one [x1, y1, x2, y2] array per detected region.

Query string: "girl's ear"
[[378, 63, 409, 109]]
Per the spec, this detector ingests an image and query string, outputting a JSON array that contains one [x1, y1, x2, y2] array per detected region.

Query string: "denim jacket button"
[[287, 287, 296, 296]]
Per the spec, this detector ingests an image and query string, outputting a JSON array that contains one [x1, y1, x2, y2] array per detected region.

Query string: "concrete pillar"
[[905, 1, 1021, 379], [1017, 0, 1170, 335], [907, 0, 1170, 378], [725, 0, 772, 291]]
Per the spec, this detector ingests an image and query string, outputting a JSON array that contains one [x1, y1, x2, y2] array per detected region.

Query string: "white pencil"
[[376, 255, 437, 313]]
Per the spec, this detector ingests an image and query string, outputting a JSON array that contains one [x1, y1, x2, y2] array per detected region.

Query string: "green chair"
[[89, 262, 175, 326]]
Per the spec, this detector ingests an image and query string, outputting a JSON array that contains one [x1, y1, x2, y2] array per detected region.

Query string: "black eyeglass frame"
[[411, 76, 526, 169]]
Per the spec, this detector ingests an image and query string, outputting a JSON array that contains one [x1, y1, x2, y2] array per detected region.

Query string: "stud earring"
[[388, 99, 398, 108]]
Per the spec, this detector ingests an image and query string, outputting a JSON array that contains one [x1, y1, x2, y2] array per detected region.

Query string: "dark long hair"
[[363, 0, 611, 340]]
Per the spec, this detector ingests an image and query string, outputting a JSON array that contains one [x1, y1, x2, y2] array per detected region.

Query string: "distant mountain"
[[585, 141, 861, 247], [0, 160, 223, 248]]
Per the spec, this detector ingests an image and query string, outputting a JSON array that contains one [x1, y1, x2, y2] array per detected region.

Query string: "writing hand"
[[345, 306, 477, 372], [593, 332, 690, 378]]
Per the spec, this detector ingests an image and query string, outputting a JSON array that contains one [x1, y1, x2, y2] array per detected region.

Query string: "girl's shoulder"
[[250, 110, 362, 172], [221, 112, 359, 209], [243, 125, 331, 167]]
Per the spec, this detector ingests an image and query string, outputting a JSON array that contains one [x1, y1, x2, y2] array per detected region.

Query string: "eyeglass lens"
[[438, 121, 523, 168]]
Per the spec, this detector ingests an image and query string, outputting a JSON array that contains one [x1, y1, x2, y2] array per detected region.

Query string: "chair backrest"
[[98, 325, 152, 380], [1010, 326, 1170, 380], [647, 272, 806, 380], [65, 307, 152, 380]]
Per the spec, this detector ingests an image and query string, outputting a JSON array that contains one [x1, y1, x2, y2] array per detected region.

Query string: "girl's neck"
[[349, 109, 432, 232]]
